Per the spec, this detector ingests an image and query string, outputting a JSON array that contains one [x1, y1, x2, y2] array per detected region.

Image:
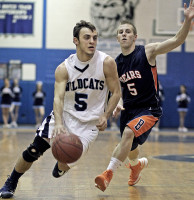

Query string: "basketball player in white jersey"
[[0, 20, 121, 198]]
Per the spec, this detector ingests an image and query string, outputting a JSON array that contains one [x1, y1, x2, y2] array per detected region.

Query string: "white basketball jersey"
[[63, 50, 109, 122]]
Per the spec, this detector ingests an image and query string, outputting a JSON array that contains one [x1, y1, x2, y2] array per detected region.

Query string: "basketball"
[[51, 133, 83, 164]]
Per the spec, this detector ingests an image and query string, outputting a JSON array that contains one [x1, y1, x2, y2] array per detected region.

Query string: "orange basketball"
[[52, 133, 83, 164]]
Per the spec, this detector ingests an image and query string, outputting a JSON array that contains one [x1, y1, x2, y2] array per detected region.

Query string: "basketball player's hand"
[[184, 0, 194, 20], [96, 115, 107, 131], [52, 124, 68, 138], [113, 104, 125, 118]]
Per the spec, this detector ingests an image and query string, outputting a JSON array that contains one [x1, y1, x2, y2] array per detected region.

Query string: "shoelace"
[[104, 170, 113, 181], [125, 162, 142, 170], [125, 163, 131, 169], [132, 166, 143, 180], [125, 163, 141, 180]]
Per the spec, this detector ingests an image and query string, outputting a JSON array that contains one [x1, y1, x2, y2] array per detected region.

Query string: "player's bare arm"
[[52, 62, 68, 137], [96, 56, 121, 131], [113, 97, 125, 118], [103, 56, 121, 119], [146, 0, 194, 65]]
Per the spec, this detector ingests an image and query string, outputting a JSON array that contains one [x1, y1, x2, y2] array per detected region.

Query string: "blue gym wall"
[[159, 49, 194, 128], [0, 48, 75, 124], [0, 0, 194, 128], [0, 0, 76, 124]]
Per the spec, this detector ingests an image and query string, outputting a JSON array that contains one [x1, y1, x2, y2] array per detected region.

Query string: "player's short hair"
[[118, 20, 137, 35], [73, 20, 96, 40]]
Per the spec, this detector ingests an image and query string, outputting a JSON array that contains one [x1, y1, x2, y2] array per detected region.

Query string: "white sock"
[[107, 157, 122, 173]]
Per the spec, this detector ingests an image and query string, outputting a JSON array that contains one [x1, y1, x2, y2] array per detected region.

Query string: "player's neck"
[[121, 44, 135, 56], [76, 51, 94, 62]]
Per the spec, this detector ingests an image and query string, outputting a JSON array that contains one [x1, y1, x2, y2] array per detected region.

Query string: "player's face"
[[75, 28, 98, 57], [117, 24, 137, 49], [4, 78, 10, 87], [180, 85, 186, 93], [37, 83, 42, 90], [14, 78, 18, 85]]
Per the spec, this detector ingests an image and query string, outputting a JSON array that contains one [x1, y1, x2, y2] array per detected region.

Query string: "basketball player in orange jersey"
[[0, 20, 121, 198], [95, 0, 194, 192]]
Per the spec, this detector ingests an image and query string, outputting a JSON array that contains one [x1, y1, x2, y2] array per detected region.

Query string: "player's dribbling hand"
[[113, 104, 125, 118], [96, 115, 107, 131], [52, 124, 68, 138]]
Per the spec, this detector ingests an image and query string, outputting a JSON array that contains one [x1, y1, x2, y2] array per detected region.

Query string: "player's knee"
[[123, 127, 134, 140], [23, 136, 50, 162]]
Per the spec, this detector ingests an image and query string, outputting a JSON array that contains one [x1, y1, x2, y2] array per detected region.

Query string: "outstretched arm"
[[146, 0, 194, 64]]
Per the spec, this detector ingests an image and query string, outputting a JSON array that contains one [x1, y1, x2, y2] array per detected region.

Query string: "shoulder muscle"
[[55, 62, 68, 82]]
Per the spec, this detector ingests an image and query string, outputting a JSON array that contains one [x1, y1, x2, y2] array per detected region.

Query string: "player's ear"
[[116, 35, 119, 42], [73, 37, 79, 46], [116, 30, 119, 42], [134, 34, 137, 42]]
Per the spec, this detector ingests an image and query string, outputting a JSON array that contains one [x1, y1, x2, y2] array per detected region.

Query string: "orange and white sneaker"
[[95, 170, 113, 192], [128, 157, 148, 186]]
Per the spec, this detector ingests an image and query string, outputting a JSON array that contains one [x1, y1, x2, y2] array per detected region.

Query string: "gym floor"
[[0, 127, 194, 200]]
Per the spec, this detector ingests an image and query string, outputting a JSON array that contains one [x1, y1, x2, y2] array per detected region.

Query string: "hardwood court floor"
[[0, 127, 194, 200]]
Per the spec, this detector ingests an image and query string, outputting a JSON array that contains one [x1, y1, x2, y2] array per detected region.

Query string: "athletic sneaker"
[[2, 124, 11, 129], [95, 170, 113, 192], [127, 157, 148, 186], [182, 127, 188, 132], [52, 162, 66, 178], [178, 127, 183, 132], [0, 176, 18, 198], [11, 121, 18, 128]]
